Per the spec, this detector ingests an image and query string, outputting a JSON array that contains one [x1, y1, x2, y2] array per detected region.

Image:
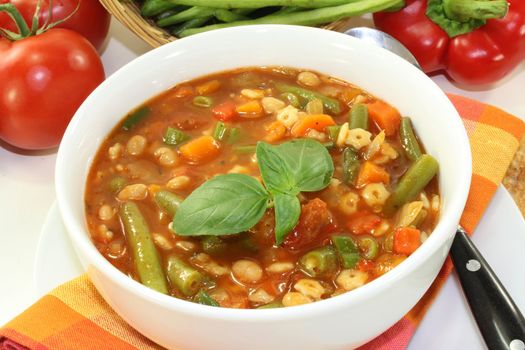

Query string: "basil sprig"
[[173, 139, 334, 244]]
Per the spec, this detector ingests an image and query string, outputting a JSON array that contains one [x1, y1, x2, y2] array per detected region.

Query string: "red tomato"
[[212, 101, 237, 121], [0, 0, 110, 51], [283, 198, 331, 250], [0, 29, 105, 150], [347, 211, 381, 235]]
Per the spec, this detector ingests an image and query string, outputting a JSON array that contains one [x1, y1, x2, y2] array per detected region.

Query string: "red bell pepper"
[[374, 0, 525, 86]]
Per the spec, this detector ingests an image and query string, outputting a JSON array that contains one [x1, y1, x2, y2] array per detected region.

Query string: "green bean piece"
[[332, 235, 360, 269], [155, 190, 182, 217], [400, 117, 422, 161], [166, 255, 204, 296], [179, 0, 403, 36], [171, 16, 211, 36], [156, 8, 181, 21], [272, 6, 301, 14], [384, 154, 439, 215], [280, 92, 301, 108], [121, 106, 150, 131], [227, 127, 241, 144], [233, 145, 256, 154], [212, 121, 228, 141], [194, 290, 219, 306], [232, 8, 254, 15], [357, 237, 379, 260], [326, 125, 341, 142], [349, 103, 368, 130], [275, 83, 341, 115], [192, 95, 213, 108], [214, 9, 248, 22], [201, 236, 227, 255], [299, 245, 338, 277], [343, 147, 360, 185], [163, 127, 190, 146], [119, 202, 168, 294], [108, 176, 127, 193], [257, 301, 283, 309], [141, 0, 179, 17], [166, 0, 356, 9], [157, 6, 215, 27]]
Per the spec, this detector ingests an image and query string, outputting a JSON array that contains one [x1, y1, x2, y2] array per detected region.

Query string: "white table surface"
[[1, 18, 524, 329]]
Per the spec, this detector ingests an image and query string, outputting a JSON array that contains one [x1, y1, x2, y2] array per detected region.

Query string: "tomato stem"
[[443, 0, 508, 22], [0, 3, 31, 38]]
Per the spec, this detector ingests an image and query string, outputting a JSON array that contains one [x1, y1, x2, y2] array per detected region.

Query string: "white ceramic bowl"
[[56, 25, 471, 350]]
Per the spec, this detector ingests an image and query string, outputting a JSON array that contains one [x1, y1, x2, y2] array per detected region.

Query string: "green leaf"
[[256, 142, 295, 194], [172, 174, 270, 236], [274, 193, 301, 245], [257, 139, 334, 195]]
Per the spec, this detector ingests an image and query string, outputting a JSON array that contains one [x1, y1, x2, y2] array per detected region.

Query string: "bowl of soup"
[[56, 25, 471, 350]]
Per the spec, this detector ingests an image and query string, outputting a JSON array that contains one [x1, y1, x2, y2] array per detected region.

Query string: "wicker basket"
[[98, 0, 354, 47]]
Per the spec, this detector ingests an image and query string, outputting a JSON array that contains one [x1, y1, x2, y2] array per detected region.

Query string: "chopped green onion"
[[164, 127, 190, 146], [212, 121, 228, 141], [332, 235, 360, 269], [193, 95, 213, 108]]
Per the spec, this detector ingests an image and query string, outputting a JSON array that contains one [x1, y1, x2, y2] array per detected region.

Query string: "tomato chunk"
[[212, 101, 237, 121], [347, 211, 381, 235], [283, 198, 331, 250]]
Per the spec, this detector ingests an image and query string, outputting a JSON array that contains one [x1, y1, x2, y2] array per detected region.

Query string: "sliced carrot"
[[290, 114, 336, 137], [179, 136, 220, 164], [393, 227, 421, 255], [265, 121, 287, 142], [347, 210, 382, 235], [196, 80, 221, 95], [236, 100, 263, 117], [355, 161, 390, 187], [367, 100, 401, 136], [212, 100, 237, 121]]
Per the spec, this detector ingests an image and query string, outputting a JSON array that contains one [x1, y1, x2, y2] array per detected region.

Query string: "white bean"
[[232, 259, 263, 284], [297, 71, 321, 87], [126, 135, 147, 156], [117, 184, 148, 200]]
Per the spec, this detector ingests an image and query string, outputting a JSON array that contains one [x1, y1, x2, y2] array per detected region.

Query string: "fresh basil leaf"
[[256, 142, 295, 194], [273, 193, 301, 245], [257, 139, 334, 194], [173, 174, 270, 236]]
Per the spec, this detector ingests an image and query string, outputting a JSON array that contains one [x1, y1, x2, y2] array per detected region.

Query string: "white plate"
[[34, 186, 525, 348]]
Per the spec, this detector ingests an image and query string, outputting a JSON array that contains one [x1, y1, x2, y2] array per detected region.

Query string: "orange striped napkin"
[[1, 94, 524, 350]]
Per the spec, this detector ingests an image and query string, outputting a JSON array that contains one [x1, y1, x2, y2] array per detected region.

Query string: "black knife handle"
[[450, 227, 525, 350]]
